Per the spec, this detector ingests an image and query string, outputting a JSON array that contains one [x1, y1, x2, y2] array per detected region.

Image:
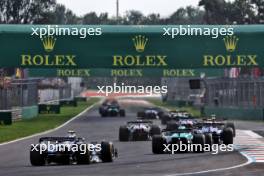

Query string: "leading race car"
[[195, 116, 236, 145], [99, 99, 125, 117], [152, 126, 207, 154], [119, 120, 161, 141], [30, 131, 117, 166], [137, 107, 165, 119]]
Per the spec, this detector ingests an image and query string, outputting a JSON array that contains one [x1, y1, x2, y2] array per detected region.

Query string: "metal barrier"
[[204, 77, 264, 108], [0, 79, 38, 110], [162, 77, 264, 109], [162, 77, 204, 106], [38, 84, 72, 103]]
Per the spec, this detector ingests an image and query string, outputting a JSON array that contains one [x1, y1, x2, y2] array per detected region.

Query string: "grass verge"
[[0, 98, 100, 143], [146, 98, 201, 117]]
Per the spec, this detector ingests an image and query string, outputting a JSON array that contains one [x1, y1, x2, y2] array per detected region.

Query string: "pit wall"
[[203, 106, 264, 121]]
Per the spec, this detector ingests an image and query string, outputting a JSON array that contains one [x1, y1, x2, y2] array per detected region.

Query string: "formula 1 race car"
[[163, 117, 197, 132], [152, 126, 207, 154], [30, 131, 117, 166], [195, 116, 236, 145], [137, 107, 164, 119], [99, 99, 125, 117], [119, 120, 161, 141], [165, 120, 194, 131], [160, 110, 193, 125]]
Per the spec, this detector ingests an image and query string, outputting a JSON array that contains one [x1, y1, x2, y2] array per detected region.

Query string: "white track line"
[[0, 103, 98, 146], [165, 157, 252, 176], [165, 129, 264, 176]]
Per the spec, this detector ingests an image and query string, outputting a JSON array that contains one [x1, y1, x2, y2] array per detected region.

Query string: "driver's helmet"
[[67, 130, 76, 138]]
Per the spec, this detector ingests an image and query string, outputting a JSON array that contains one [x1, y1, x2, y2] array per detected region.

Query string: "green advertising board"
[[0, 25, 263, 69], [28, 68, 225, 77], [38, 104, 61, 114]]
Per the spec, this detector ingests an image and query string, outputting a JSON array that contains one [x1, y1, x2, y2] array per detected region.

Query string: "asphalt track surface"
[[0, 99, 263, 176]]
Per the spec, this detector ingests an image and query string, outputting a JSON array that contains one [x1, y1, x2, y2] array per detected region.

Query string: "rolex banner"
[[0, 25, 263, 69], [28, 68, 224, 77]]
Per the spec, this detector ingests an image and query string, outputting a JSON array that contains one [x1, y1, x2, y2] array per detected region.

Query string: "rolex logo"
[[223, 35, 238, 52], [41, 36, 56, 52], [132, 35, 148, 52]]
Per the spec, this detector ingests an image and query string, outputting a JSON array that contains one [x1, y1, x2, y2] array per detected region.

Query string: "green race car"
[[152, 126, 208, 154]]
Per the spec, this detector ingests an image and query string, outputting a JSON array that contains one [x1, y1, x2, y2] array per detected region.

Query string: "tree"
[[47, 4, 78, 24], [82, 12, 100, 24], [122, 10, 145, 25], [143, 14, 161, 25], [0, 0, 56, 24], [65, 10, 79, 24], [252, 0, 264, 23], [166, 6, 204, 24], [53, 4, 67, 24], [185, 6, 205, 24], [169, 8, 188, 24], [199, 0, 228, 24], [227, 0, 255, 24], [199, 0, 264, 24]]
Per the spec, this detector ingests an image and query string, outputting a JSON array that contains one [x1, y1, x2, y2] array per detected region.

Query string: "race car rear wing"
[[39, 137, 83, 143], [127, 120, 153, 124], [201, 117, 228, 122], [195, 121, 225, 127], [162, 128, 193, 133]]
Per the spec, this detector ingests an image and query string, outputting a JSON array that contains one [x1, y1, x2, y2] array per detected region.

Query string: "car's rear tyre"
[[150, 125, 161, 136], [223, 127, 233, 145], [101, 142, 113, 162], [119, 109, 126, 117], [119, 126, 129, 141], [30, 145, 45, 166], [193, 134, 205, 153], [225, 122, 236, 137], [205, 133, 213, 151], [76, 144, 90, 165], [101, 111, 107, 117], [152, 135, 165, 154]]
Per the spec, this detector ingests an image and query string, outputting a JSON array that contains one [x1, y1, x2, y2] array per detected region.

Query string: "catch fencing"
[[38, 84, 72, 103], [163, 77, 264, 108], [0, 79, 38, 110], [205, 77, 264, 108]]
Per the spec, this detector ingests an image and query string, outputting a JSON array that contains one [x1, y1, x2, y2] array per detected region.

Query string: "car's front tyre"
[[30, 145, 46, 166], [101, 142, 113, 162]]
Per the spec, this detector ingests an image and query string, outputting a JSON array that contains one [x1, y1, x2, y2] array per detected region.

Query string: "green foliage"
[[0, 0, 56, 24], [0, 1, 263, 25], [0, 98, 99, 143], [199, 0, 264, 24]]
